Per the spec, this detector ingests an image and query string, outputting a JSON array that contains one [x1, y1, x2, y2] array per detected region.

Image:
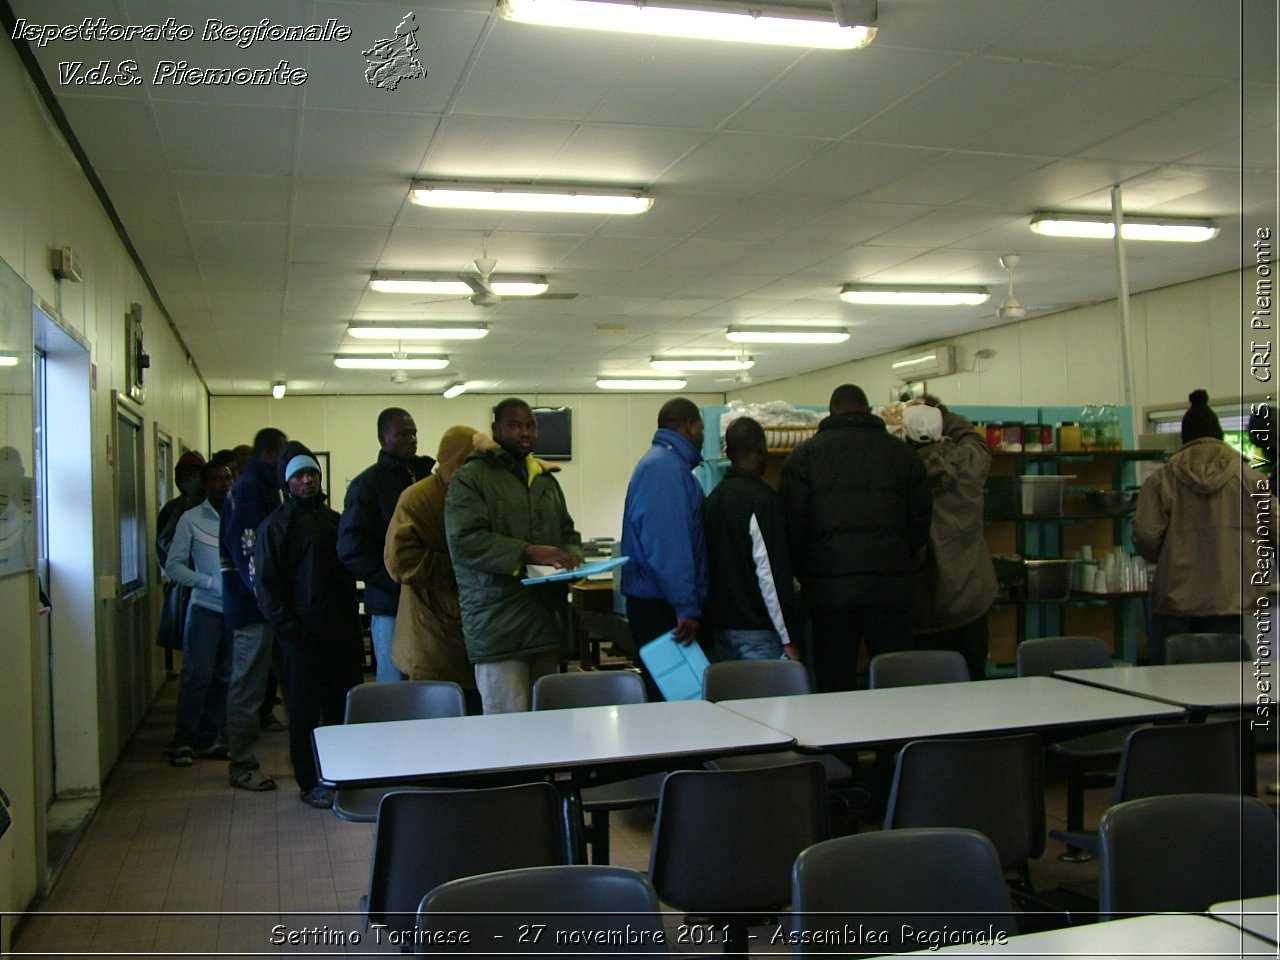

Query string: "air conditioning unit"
[[889, 344, 955, 381]]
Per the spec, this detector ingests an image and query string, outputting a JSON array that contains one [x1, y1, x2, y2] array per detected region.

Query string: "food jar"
[[1057, 421, 1081, 452], [1039, 424, 1055, 451], [985, 422, 1003, 452], [1001, 422, 1024, 453], [1023, 424, 1044, 452]]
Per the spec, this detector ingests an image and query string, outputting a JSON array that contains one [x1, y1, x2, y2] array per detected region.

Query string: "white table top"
[[716, 676, 1185, 750], [1210, 895, 1280, 945], [1055, 661, 1261, 711], [314, 698, 794, 788], [905, 913, 1275, 957]]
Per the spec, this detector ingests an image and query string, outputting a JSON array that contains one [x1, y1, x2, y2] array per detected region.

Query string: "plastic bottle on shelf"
[[1080, 404, 1097, 450], [1106, 405, 1123, 449]]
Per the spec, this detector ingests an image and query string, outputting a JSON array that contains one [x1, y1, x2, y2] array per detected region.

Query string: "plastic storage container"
[[984, 475, 1074, 518], [993, 556, 1077, 602]]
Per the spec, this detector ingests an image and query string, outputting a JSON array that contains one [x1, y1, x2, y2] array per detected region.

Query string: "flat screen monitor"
[[532, 407, 572, 461]]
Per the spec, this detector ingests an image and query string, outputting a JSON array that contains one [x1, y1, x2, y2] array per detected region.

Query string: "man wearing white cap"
[[902, 400, 998, 680]]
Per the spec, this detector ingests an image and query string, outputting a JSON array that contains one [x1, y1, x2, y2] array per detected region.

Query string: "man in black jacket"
[[780, 384, 932, 691], [337, 407, 435, 682], [704, 417, 800, 662], [255, 442, 363, 808]]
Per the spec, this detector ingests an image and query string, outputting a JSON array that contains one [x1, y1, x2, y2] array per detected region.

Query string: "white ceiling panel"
[[152, 101, 298, 174], [5, 0, 1267, 396], [726, 43, 961, 140], [174, 173, 292, 223], [293, 178, 410, 226], [420, 116, 579, 178], [297, 109, 439, 177]]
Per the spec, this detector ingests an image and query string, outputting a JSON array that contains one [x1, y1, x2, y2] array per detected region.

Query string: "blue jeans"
[[173, 604, 232, 749], [370, 614, 406, 682], [713, 627, 784, 661]]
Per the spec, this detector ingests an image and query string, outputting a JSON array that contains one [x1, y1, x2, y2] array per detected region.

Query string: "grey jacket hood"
[[1168, 437, 1239, 496]]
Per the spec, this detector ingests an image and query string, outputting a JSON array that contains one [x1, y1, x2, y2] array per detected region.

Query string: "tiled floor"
[[12, 677, 1278, 957]]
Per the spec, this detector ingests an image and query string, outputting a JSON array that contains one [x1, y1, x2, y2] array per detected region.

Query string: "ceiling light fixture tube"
[[348, 324, 490, 340], [839, 284, 990, 306], [333, 356, 449, 370], [499, 0, 877, 50], [442, 381, 468, 399], [596, 377, 688, 390], [0, 354, 20, 367], [410, 179, 652, 215], [1029, 211, 1219, 243], [650, 356, 754, 371], [725, 326, 850, 344], [369, 272, 549, 296], [271, 382, 286, 399]]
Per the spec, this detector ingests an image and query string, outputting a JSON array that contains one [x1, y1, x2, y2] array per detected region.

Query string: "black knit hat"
[[1181, 389, 1223, 443]]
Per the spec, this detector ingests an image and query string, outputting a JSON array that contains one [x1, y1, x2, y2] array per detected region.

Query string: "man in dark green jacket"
[[445, 398, 583, 713]]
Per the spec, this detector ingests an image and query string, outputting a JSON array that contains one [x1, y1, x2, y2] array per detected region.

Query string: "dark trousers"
[[916, 615, 990, 680], [1149, 613, 1245, 665], [276, 630, 363, 792], [809, 606, 913, 692], [626, 596, 678, 701]]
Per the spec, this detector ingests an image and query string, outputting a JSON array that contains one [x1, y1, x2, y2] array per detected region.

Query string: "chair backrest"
[[702, 658, 811, 702], [1099, 794, 1279, 917], [792, 829, 1017, 954], [1165, 633, 1250, 664], [649, 761, 829, 914], [885, 733, 1045, 872], [1114, 721, 1242, 802], [1016, 636, 1111, 677], [532, 670, 647, 710], [416, 865, 667, 956], [869, 650, 970, 688], [366, 783, 568, 935], [344, 680, 466, 724]]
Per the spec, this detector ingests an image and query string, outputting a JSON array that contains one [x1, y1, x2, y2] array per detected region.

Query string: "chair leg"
[[1059, 760, 1093, 863], [589, 810, 611, 865]]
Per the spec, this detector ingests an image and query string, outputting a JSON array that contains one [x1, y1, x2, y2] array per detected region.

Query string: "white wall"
[[0, 33, 208, 944], [211, 392, 725, 540], [731, 269, 1258, 416]]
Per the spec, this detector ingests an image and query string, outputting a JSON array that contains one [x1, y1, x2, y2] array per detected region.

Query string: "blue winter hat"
[[284, 454, 321, 483]]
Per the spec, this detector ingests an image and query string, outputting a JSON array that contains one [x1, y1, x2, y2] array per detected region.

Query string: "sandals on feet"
[[300, 787, 334, 809], [230, 769, 277, 791]]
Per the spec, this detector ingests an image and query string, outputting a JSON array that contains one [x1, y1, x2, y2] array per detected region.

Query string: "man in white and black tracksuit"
[[704, 417, 801, 662]]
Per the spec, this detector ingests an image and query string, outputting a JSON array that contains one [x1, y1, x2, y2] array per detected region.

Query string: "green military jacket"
[[444, 447, 583, 662]]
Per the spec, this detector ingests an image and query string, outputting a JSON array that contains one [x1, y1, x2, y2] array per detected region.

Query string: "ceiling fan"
[[420, 256, 579, 308], [996, 254, 1027, 320]]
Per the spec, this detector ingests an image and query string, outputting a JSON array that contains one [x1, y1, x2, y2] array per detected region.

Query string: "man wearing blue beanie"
[[254, 442, 363, 807]]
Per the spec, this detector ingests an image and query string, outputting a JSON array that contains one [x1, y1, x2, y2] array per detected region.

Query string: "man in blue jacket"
[[621, 397, 709, 698], [221, 427, 286, 791]]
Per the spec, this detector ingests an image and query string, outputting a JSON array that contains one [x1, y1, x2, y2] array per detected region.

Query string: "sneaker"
[[300, 787, 334, 809], [261, 713, 287, 732], [195, 742, 230, 760], [170, 746, 195, 767]]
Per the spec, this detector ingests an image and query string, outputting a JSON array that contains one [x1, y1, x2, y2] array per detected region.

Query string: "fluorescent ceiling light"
[[369, 271, 549, 296], [0, 354, 19, 367], [348, 324, 489, 341], [726, 326, 850, 344], [411, 179, 652, 215], [1029, 212, 1219, 243], [650, 356, 755, 371], [840, 284, 990, 306], [442, 381, 468, 399], [499, 0, 876, 50], [271, 382, 286, 399], [597, 377, 687, 390], [333, 356, 449, 370]]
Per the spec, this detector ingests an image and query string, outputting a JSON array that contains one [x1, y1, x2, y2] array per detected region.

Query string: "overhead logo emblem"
[[363, 12, 426, 91]]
